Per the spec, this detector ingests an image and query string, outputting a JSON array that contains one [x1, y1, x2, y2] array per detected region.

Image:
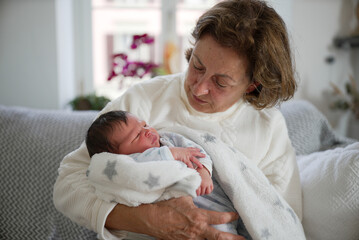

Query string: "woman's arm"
[[54, 148, 240, 239], [259, 113, 302, 220], [106, 196, 244, 240], [53, 143, 117, 238]]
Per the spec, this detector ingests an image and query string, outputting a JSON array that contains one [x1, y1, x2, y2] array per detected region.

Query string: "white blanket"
[[88, 152, 201, 206], [88, 126, 305, 240]]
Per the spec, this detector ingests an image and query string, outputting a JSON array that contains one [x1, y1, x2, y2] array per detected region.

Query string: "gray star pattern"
[[287, 208, 297, 223], [239, 161, 247, 171], [274, 198, 284, 209], [143, 173, 160, 189], [228, 146, 238, 153], [103, 160, 118, 181], [86, 169, 90, 177], [261, 228, 271, 239], [202, 133, 216, 143]]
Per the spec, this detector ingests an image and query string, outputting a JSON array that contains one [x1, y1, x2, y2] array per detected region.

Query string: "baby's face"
[[110, 114, 160, 155]]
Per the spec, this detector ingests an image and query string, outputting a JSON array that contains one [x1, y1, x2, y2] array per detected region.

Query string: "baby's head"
[[86, 110, 160, 157]]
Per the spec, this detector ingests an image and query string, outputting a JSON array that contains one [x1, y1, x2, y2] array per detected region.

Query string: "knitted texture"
[[279, 100, 354, 155], [0, 105, 98, 240]]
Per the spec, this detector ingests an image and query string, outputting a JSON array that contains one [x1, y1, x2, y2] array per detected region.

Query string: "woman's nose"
[[192, 76, 209, 96]]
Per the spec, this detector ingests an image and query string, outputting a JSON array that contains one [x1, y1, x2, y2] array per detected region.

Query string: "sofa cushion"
[[280, 100, 354, 155], [297, 142, 359, 240], [0, 105, 98, 239]]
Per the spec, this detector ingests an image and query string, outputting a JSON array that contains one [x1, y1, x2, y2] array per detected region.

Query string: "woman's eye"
[[193, 63, 204, 71], [215, 80, 227, 88]]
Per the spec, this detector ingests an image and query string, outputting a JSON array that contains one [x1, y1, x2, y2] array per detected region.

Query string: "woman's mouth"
[[192, 94, 207, 104]]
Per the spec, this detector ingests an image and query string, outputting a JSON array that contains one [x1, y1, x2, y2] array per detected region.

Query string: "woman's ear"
[[245, 81, 261, 93]]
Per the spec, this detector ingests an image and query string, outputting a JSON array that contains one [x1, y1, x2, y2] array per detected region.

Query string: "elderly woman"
[[53, 0, 302, 239]]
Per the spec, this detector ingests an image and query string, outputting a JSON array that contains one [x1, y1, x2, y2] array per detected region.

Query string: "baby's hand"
[[196, 168, 213, 196], [169, 147, 204, 169]]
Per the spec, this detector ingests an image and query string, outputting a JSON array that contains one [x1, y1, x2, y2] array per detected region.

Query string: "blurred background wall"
[[0, 0, 358, 137]]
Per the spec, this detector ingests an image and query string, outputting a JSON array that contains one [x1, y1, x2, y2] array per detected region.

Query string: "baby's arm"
[[169, 147, 213, 196], [196, 167, 213, 196], [169, 147, 204, 169]]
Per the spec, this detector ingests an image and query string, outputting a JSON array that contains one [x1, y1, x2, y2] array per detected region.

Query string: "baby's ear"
[[245, 81, 261, 93]]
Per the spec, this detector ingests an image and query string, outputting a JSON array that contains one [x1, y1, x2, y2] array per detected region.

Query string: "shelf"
[[334, 35, 359, 48]]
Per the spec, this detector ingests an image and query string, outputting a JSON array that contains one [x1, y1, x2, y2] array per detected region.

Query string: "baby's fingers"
[[190, 156, 203, 169], [196, 187, 201, 196], [206, 185, 214, 195], [196, 186, 204, 196], [183, 159, 194, 169], [188, 147, 206, 156]]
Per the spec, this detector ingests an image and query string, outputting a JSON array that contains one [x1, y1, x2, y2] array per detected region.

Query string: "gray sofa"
[[0, 100, 358, 240]]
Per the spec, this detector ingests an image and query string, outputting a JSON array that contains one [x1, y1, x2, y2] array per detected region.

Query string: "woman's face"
[[184, 34, 253, 113]]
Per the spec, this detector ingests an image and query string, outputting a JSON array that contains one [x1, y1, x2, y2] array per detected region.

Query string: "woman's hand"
[[105, 196, 245, 240]]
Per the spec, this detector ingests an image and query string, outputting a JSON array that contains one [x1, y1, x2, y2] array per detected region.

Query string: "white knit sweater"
[[53, 72, 302, 239]]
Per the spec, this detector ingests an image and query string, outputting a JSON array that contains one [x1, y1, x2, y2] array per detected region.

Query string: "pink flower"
[[130, 34, 155, 49], [108, 34, 158, 81]]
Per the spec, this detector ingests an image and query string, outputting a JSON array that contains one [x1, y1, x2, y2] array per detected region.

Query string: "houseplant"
[[107, 34, 162, 86], [69, 34, 161, 111], [68, 94, 111, 111], [330, 75, 359, 119], [330, 75, 359, 139]]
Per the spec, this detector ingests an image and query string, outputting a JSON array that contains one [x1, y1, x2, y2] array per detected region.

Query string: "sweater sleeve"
[[131, 147, 175, 163], [53, 143, 118, 239], [258, 113, 303, 221], [53, 82, 154, 240]]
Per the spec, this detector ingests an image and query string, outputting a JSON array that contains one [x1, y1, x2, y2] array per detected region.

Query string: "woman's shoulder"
[[240, 103, 285, 127], [261, 106, 285, 125]]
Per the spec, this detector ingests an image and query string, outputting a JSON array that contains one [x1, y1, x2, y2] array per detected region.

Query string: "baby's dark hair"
[[86, 110, 128, 157]]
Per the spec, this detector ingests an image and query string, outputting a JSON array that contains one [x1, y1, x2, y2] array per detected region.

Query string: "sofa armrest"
[[0, 105, 98, 239], [279, 100, 355, 155]]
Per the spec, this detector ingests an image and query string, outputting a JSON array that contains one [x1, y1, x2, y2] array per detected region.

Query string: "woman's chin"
[[189, 101, 213, 113], [185, 90, 213, 113]]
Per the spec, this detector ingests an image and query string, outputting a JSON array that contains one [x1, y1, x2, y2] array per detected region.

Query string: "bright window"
[[91, 0, 221, 99]]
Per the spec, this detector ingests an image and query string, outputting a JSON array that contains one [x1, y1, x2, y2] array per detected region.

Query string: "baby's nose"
[[143, 128, 151, 136]]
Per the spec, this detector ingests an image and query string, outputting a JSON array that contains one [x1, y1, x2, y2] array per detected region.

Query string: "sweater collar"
[[180, 71, 244, 121]]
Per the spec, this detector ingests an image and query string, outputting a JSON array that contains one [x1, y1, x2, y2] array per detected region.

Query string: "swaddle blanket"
[[162, 126, 305, 240], [88, 126, 305, 240], [87, 151, 201, 206]]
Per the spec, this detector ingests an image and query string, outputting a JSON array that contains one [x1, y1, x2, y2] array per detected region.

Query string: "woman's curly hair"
[[185, 0, 297, 109]]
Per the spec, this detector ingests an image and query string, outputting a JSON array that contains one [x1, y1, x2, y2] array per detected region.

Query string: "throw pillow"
[[297, 142, 359, 240]]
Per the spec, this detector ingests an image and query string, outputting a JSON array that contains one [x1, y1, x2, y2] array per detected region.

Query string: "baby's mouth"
[[151, 134, 158, 145]]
